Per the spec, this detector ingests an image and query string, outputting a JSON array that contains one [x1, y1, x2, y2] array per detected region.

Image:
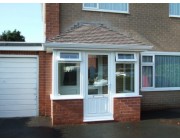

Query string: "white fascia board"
[[0, 46, 44, 51], [44, 42, 153, 53]]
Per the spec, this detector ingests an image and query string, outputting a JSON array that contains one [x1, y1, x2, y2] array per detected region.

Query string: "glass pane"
[[142, 66, 153, 87], [88, 55, 108, 95], [116, 63, 134, 93], [84, 3, 97, 8], [118, 54, 134, 59], [60, 52, 79, 59], [58, 63, 80, 95], [155, 55, 180, 87], [169, 3, 180, 16], [99, 3, 128, 12], [142, 56, 153, 63]]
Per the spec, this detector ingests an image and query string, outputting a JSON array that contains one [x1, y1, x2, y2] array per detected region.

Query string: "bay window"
[[141, 52, 180, 91]]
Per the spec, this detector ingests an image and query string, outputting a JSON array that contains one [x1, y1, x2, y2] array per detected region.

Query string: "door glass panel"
[[88, 55, 108, 95]]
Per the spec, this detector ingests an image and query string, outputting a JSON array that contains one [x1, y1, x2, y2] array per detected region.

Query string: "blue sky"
[[0, 3, 43, 42]]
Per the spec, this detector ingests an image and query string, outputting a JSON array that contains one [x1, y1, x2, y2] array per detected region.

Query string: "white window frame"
[[116, 52, 137, 62], [51, 51, 83, 100], [141, 52, 180, 91], [82, 3, 129, 14], [114, 52, 139, 98], [169, 3, 180, 18]]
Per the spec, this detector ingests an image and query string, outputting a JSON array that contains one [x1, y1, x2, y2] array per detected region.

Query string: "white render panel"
[[0, 57, 38, 118]]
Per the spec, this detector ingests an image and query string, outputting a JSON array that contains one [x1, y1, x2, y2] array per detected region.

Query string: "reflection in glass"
[[88, 55, 108, 95], [116, 63, 134, 93], [58, 63, 80, 95]]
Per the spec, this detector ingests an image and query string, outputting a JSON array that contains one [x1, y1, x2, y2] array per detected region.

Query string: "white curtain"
[[155, 55, 180, 87]]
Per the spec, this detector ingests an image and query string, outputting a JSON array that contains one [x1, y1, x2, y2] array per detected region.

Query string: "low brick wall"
[[51, 100, 83, 125], [114, 97, 141, 122]]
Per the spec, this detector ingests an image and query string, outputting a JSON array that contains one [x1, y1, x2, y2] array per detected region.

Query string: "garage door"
[[0, 56, 38, 118]]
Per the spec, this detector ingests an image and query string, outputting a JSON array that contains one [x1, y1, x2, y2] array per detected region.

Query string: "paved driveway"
[[0, 109, 180, 138]]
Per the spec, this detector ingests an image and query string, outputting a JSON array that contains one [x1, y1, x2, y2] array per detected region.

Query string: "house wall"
[[57, 3, 180, 111], [60, 3, 180, 52], [141, 91, 180, 111], [0, 51, 52, 116], [44, 3, 180, 124], [44, 3, 60, 41]]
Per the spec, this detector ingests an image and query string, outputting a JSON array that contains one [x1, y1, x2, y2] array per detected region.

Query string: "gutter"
[[44, 42, 153, 53], [0, 42, 44, 51]]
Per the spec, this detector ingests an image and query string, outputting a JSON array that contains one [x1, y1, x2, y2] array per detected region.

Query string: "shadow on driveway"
[[0, 117, 61, 138]]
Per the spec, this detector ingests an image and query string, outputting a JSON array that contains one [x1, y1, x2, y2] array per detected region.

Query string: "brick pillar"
[[39, 52, 52, 116], [114, 97, 141, 122], [44, 3, 60, 41]]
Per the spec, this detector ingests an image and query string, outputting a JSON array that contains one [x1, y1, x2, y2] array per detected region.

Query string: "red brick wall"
[[114, 97, 141, 122], [45, 3, 60, 41], [0, 51, 52, 117], [39, 52, 52, 116], [52, 100, 83, 125]]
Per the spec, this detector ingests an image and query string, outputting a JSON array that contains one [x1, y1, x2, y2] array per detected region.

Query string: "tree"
[[0, 29, 25, 42]]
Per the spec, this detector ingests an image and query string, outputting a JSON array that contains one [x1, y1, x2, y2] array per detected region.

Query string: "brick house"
[[0, 3, 180, 125]]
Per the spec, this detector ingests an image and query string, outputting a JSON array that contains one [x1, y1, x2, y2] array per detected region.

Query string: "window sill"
[[141, 88, 180, 92], [113, 94, 142, 98], [169, 15, 180, 18], [82, 8, 129, 14], [50, 94, 83, 100]]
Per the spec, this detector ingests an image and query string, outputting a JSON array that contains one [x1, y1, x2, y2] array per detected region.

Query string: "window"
[[52, 51, 82, 99], [115, 53, 139, 95], [116, 63, 134, 93], [59, 52, 81, 61], [169, 3, 180, 17], [141, 53, 180, 91], [83, 3, 129, 14], [58, 62, 80, 95], [141, 55, 153, 88], [116, 53, 136, 61]]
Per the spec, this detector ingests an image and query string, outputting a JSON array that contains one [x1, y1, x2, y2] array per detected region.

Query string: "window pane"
[[60, 52, 79, 59], [116, 63, 134, 93], [88, 55, 108, 95], [58, 63, 80, 95], [142, 66, 153, 87], [169, 3, 180, 16], [155, 55, 180, 87], [84, 3, 97, 8], [142, 56, 153, 63], [118, 54, 134, 59], [99, 3, 128, 12]]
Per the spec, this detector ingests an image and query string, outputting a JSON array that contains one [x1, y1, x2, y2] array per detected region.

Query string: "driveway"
[[0, 109, 180, 138]]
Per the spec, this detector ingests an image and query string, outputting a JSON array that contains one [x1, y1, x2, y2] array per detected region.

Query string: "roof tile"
[[47, 24, 143, 45]]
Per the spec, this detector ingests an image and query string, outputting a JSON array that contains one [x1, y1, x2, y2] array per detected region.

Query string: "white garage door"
[[0, 56, 38, 118]]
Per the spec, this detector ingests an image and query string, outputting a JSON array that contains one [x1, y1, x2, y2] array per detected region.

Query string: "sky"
[[0, 3, 44, 42]]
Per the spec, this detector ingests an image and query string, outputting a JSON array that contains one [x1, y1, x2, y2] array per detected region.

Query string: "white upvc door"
[[84, 53, 113, 122]]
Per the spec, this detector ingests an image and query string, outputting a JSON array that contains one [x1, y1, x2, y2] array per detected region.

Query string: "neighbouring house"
[[0, 3, 180, 125]]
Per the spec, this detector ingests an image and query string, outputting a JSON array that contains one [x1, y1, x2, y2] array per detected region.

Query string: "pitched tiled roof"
[[48, 24, 143, 45]]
